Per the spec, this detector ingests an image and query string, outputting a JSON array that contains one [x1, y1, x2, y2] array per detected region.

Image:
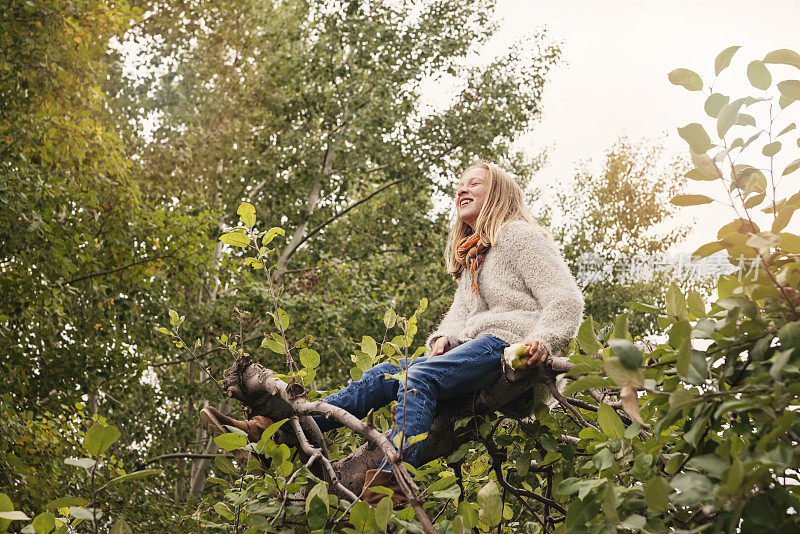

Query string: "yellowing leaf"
[[237, 202, 256, 228], [220, 231, 250, 248], [620, 384, 644, 425]]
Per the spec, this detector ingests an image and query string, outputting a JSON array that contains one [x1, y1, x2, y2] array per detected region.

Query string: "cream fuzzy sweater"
[[425, 220, 585, 359]]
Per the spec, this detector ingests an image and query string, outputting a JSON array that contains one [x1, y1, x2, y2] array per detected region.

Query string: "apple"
[[503, 343, 530, 370]]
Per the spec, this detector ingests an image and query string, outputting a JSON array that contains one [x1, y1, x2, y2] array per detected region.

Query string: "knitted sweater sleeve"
[[506, 223, 585, 357], [425, 276, 468, 350]]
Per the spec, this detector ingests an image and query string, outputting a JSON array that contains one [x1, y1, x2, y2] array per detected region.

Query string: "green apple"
[[503, 343, 530, 370]]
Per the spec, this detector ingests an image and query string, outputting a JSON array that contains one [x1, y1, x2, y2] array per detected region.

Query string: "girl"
[[201, 159, 585, 508]]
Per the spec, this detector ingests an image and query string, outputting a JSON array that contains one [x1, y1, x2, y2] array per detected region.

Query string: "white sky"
[[475, 0, 800, 253]]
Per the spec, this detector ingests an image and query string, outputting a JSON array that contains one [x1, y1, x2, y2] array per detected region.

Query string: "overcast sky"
[[471, 0, 800, 253]]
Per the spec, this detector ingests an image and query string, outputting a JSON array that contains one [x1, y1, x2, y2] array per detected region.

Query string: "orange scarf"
[[456, 233, 490, 296]]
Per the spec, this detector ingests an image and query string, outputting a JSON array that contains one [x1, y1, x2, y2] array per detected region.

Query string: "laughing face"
[[455, 167, 488, 229]]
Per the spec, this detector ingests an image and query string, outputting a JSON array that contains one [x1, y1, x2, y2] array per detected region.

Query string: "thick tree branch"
[[223, 354, 575, 496]]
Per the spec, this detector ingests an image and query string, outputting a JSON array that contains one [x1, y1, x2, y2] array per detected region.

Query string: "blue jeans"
[[311, 334, 509, 469]]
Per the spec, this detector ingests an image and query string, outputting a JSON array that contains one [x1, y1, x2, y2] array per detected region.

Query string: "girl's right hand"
[[430, 336, 450, 357]]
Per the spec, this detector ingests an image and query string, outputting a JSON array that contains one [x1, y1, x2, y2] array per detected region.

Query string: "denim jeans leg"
[[388, 334, 509, 469], [311, 360, 407, 432]]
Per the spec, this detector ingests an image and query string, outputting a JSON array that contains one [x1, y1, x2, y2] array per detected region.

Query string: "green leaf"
[[213, 454, 237, 475], [106, 469, 162, 485], [704, 93, 730, 117], [458, 501, 478, 528], [262, 226, 285, 245], [783, 157, 800, 176], [764, 48, 800, 69], [669, 319, 691, 348], [611, 314, 628, 339], [671, 194, 712, 207], [415, 297, 428, 316], [383, 309, 397, 329], [261, 336, 286, 354], [32, 511, 55, 534], [299, 347, 320, 369], [406, 432, 428, 445], [597, 404, 625, 440], [65, 457, 95, 469], [688, 152, 721, 180], [68, 507, 95, 521], [747, 60, 771, 90], [717, 98, 745, 137], [715, 46, 741, 75], [593, 448, 613, 471], [763, 141, 781, 157], [668, 68, 703, 91], [645, 477, 671, 511], [777, 80, 800, 103], [110, 517, 133, 534], [214, 503, 234, 521], [272, 308, 290, 331], [237, 202, 256, 228], [373, 496, 390, 532], [306, 482, 330, 514], [0, 492, 13, 533], [44, 497, 88, 510], [306, 496, 327, 531], [220, 230, 250, 248], [676, 338, 691, 378], [666, 283, 686, 318], [214, 432, 247, 451], [360, 335, 378, 359], [621, 514, 647, 530], [601, 483, 619, 524], [631, 453, 654, 481], [687, 291, 706, 317], [692, 241, 725, 259], [577, 316, 601, 355], [671, 473, 714, 505], [477, 481, 502, 527], [355, 350, 372, 372], [678, 123, 713, 153], [777, 123, 796, 137], [0, 511, 30, 521], [255, 419, 288, 452], [83, 423, 121, 457], [608, 339, 642, 370], [563, 375, 607, 396]]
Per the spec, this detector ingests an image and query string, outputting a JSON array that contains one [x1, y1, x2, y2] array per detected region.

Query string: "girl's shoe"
[[199, 406, 274, 443], [362, 469, 409, 510], [199, 406, 277, 470]]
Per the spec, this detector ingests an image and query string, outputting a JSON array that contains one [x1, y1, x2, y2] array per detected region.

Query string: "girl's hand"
[[430, 336, 450, 357], [522, 340, 548, 367]]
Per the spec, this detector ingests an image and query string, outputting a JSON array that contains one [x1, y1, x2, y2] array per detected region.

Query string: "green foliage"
[[0, 397, 162, 533], [5, 0, 800, 529]]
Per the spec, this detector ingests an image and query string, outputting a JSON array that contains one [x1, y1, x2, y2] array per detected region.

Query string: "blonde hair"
[[444, 159, 551, 279]]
